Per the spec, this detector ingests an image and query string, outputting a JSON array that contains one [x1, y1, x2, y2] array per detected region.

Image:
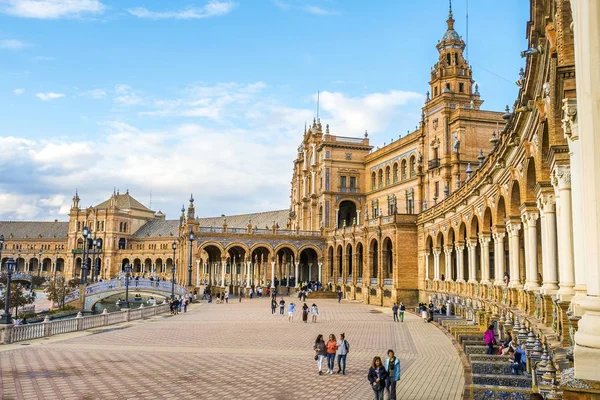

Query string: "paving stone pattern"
[[0, 298, 464, 399]]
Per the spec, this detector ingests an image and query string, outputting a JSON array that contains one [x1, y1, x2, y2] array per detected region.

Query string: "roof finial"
[[189, 193, 194, 203], [447, 0, 455, 30]]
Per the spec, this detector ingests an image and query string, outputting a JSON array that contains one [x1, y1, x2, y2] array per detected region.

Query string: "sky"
[[0, 0, 529, 221]]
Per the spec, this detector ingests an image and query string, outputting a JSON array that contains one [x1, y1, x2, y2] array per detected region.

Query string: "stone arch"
[[371, 171, 376, 190], [425, 235, 435, 280], [409, 155, 416, 177], [468, 214, 480, 239], [458, 222, 467, 242], [345, 243, 353, 277], [199, 241, 226, 255], [133, 258, 142, 273], [400, 158, 408, 180], [225, 242, 250, 255], [392, 162, 399, 183], [495, 196, 508, 225], [524, 157, 538, 202], [56, 257, 65, 273], [273, 244, 297, 261], [369, 238, 379, 279], [446, 227, 456, 245], [155, 258, 163, 274], [144, 258, 152, 275], [337, 199, 358, 228], [336, 244, 343, 276], [297, 244, 322, 259], [378, 168, 384, 188], [482, 207, 493, 232], [509, 181, 522, 216], [328, 246, 334, 277], [298, 247, 319, 282], [382, 236, 393, 279], [435, 230, 444, 248], [385, 165, 391, 186], [355, 241, 364, 278], [249, 242, 274, 255], [275, 245, 296, 287]]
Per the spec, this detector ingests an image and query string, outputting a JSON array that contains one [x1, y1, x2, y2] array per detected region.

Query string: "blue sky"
[[0, 0, 529, 221]]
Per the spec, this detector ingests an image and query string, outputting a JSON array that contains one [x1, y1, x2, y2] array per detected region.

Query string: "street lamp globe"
[[82, 226, 89, 238], [6, 257, 15, 274], [172, 242, 177, 250], [125, 264, 132, 275], [0, 234, 4, 247]]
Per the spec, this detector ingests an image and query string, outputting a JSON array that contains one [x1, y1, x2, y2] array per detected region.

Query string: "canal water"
[[93, 293, 167, 313]]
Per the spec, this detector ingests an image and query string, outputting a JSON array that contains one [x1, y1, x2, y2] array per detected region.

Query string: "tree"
[[45, 277, 79, 309], [0, 283, 36, 319]]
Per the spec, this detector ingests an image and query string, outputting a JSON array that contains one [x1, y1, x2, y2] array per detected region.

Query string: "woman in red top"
[[325, 334, 338, 374]]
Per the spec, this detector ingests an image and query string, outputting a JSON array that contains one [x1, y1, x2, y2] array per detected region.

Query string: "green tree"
[[0, 284, 36, 319], [45, 277, 79, 309]]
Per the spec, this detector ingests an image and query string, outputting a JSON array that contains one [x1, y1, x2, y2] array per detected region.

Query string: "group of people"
[[271, 297, 319, 322], [390, 303, 406, 322], [168, 293, 193, 315], [368, 351, 401, 400], [484, 327, 528, 375], [313, 333, 350, 375]]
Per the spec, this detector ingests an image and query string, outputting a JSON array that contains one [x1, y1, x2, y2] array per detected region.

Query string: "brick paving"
[[0, 297, 464, 399]]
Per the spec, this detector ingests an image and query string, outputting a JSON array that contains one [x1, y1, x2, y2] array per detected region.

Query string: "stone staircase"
[[432, 314, 533, 399], [306, 291, 338, 299]]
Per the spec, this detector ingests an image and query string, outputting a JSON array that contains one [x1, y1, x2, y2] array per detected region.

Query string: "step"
[[470, 384, 532, 399], [472, 374, 532, 388], [469, 354, 512, 363], [471, 361, 514, 375], [307, 291, 338, 299], [457, 333, 487, 344], [464, 345, 493, 355], [462, 340, 486, 351]]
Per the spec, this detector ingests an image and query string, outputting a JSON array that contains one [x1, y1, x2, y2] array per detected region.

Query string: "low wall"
[[0, 302, 170, 345]]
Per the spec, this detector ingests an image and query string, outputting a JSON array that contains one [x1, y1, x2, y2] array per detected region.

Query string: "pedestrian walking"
[[279, 298, 286, 315], [225, 291, 229, 304], [399, 303, 405, 322], [325, 334, 338, 374], [392, 303, 399, 322], [288, 302, 296, 322], [177, 297, 182, 312], [368, 356, 388, 400], [336, 333, 349, 375], [216, 292, 221, 304], [271, 297, 277, 314], [183, 299, 188, 313], [302, 303, 309, 323], [337, 289, 342, 303], [384, 350, 401, 400], [313, 334, 326, 375], [311, 303, 319, 323], [169, 299, 175, 315]]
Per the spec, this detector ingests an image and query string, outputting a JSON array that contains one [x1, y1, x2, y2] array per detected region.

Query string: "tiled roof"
[[132, 220, 180, 238], [0, 221, 69, 239], [95, 192, 153, 212], [132, 209, 290, 239], [198, 209, 289, 230]]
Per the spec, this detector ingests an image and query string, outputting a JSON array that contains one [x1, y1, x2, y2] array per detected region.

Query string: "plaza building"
[[2, 0, 600, 394]]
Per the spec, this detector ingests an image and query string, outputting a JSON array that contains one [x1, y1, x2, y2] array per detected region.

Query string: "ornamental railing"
[[1, 302, 170, 345], [197, 227, 321, 237], [370, 278, 378, 286], [383, 279, 393, 287]]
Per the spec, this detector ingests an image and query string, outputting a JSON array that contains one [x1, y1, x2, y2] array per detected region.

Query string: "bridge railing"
[[0, 302, 170, 345], [81, 278, 187, 297]]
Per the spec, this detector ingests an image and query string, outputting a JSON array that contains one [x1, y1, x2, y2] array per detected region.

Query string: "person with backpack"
[[336, 333, 349, 375], [384, 349, 401, 400], [367, 356, 388, 400], [399, 303, 406, 322]]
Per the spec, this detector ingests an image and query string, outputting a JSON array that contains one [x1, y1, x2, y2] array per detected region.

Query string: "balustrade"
[[383, 279, 393, 286], [370, 278, 378, 286]]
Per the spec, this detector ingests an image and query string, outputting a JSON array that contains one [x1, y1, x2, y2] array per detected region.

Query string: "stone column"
[[466, 239, 478, 283], [521, 211, 540, 291], [309, 263, 313, 282], [221, 258, 226, 287], [246, 261, 251, 288], [444, 246, 453, 282], [553, 166, 576, 300], [432, 248, 441, 280], [263, 260, 267, 287], [455, 242, 465, 282], [318, 262, 322, 284], [562, 98, 586, 311], [492, 231, 506, 286], [479, 233, 491, 284], [538, 192, 559, 294], [506, 220, 523, 289], [571, 0, 600, 381], [295, 262, 299, 286], [270, 261, 275, 289]]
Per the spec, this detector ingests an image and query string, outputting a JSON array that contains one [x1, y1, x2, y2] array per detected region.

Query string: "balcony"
[[370, 278, 378, 286], [428, 158, 440, 169], [383, 279, 393, 287], [338, 187, 359, 193]]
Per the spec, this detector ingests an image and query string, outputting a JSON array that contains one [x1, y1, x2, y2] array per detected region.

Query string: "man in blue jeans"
[[337, 333, 349, 374]]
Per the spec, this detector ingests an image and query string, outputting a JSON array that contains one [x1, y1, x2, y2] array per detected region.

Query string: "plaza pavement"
[[0, 296, 464, 400]]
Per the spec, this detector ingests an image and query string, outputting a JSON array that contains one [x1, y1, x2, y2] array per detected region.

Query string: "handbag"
[[314, 354, 318, 361]]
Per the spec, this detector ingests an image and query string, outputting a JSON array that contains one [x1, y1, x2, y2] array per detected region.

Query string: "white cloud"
[[113, 84, 143, 106], [0, 39, 31, 49], [84, 88, 107, 99], [36, 92, 65, 101], [0, 0, 104, 19], [304, 5, 338, 15], [128, 1, 236, 20], [318, 90, 423, 136], [13, 88, 25, 95]]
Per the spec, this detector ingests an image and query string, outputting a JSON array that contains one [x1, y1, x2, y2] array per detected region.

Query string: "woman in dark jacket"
[[313, 334, 327, 375], [302, 303, 309, 323], [367, 356, 388, 400]]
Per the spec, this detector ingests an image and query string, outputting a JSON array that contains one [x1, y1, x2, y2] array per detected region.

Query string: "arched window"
[[385, 166, 391, 186], [392, 163, 398, 183], [378, 169, 383, 189], [409, 156, 416, 177], [371, 172, 376, 190], [401, 159, 407, 180]]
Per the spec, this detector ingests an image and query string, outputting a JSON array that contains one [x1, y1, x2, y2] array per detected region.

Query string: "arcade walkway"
[[0, 298, 464, 399]]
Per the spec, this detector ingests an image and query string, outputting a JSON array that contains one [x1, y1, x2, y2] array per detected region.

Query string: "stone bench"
[[472, 373, 532, 388], [471, 360, 514, 375], [457, 333, 487, 344], [469, 354, 512, 363], [465, 345, 492, 355], [450, 326, 483, 339], [470, 384, 532, 399]]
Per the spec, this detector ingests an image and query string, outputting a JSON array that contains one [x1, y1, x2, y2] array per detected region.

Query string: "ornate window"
[[393, 163, 398, 183], [385, 166, 391, 186]]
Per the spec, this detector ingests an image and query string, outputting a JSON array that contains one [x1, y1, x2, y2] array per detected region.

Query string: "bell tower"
[[428, 0, 482, 110]]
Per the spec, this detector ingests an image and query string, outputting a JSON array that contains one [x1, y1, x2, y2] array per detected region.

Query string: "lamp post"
[[188, 228, 194, 287], [81, 226, 89, 283], [2, 257, 16, 324], [0, 235, 4, 267], [124, 263, 132, 309], [53, 250, 58, 281], [38, 248, 43, 276], [171, 241, 177, 299]]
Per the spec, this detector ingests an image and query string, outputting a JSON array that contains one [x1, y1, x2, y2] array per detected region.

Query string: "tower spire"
[[447, 0, 455, 30]]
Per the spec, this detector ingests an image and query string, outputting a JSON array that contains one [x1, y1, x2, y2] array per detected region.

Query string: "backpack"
[[344, 340, 350, 353]]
